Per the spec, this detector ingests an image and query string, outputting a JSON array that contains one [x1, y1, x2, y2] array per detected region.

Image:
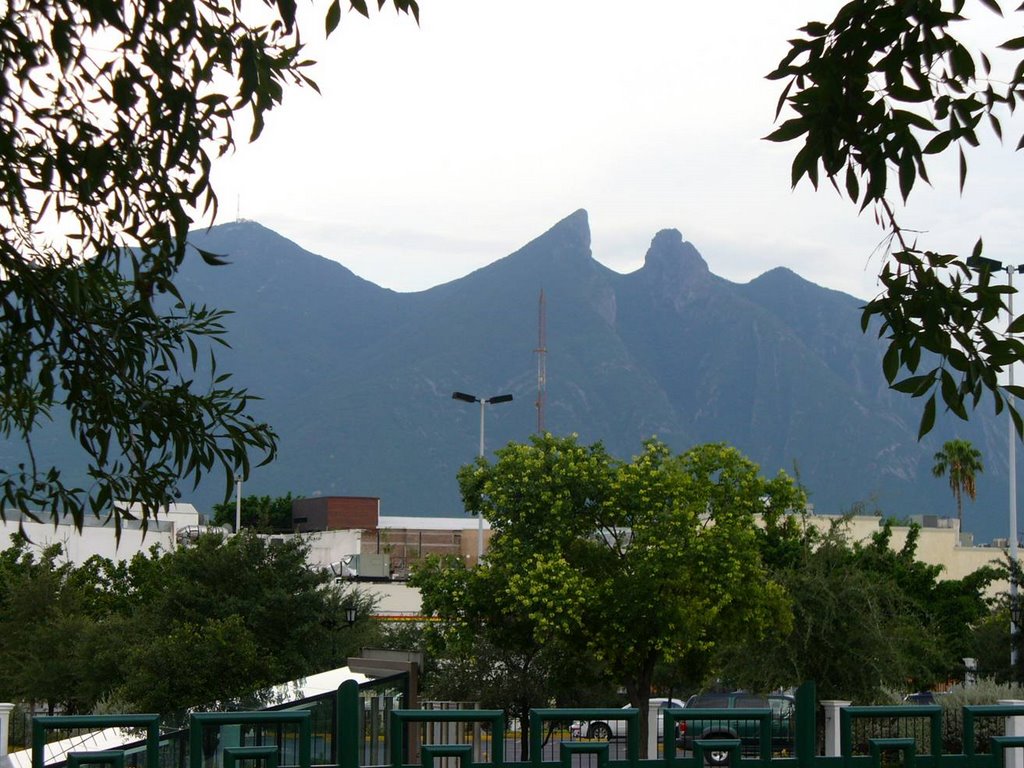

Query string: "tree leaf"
[[845, 165, 860, 202], [326, 0, 342, 36], [918, 394, 937, 439]]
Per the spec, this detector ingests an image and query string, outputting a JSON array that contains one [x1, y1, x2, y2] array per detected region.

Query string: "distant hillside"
[[12, 212, 1015, 542]]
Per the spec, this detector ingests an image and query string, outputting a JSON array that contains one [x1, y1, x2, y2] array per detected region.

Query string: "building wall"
[[0, 503, 201, 565], [359, 582, 423, 618], [299, 529, 363, 572], [369, 528, 464, 578], [292, 497, 379, 532]]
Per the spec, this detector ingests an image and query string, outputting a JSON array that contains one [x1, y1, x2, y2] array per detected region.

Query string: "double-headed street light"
[[452, 391, 514, 560], [968, 254, 1024, 672]]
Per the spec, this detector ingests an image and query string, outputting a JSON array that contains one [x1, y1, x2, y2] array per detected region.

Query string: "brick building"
[[291, 497, 486, 577]]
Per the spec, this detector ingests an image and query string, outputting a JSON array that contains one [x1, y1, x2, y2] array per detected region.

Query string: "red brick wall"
[[292, 496, 379, 532]]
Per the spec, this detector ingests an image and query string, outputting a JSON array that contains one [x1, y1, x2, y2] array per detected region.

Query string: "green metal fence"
[[22, 681, 1024, 768]]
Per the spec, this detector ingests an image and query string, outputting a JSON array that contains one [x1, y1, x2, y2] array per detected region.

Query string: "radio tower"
[[535, 289, 547, 434]]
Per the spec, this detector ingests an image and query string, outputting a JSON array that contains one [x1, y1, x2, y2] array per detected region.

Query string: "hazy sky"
[[209, 1, 1024, 301]]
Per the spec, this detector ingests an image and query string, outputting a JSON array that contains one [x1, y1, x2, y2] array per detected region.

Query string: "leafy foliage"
[[415, 435, 805, 756], [720, 516, 999, 701], [0, 538, 98, 713], [411, 553, 608, 759], [0, 0, 417, 529], [0, 532, 376, 717], [211, 492, 299, 532], [769, 0, 1024, 437]]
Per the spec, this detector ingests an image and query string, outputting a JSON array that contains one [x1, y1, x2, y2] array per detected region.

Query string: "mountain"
[[16, 211, 1018, 541]]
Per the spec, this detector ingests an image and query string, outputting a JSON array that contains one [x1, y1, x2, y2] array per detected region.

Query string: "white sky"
[[209, 1, 1024, 301]]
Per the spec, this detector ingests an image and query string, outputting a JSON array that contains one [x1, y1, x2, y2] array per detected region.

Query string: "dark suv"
[[676, 692, 796, 765]]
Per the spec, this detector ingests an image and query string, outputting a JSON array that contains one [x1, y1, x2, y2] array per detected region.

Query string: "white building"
[[0, 503, 203, 564]]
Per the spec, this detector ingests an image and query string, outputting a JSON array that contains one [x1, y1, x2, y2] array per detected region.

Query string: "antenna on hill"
[[535, 288, 547, 434], [236, 194, 241, 223]]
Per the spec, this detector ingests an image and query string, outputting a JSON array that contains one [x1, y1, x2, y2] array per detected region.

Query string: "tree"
[[211, 492, 299, 532], [721, 516, 999, 700], [932, 438, 985, 526], [411, 553, 610, 760], [418, 435, 805, 757], [0, 0, 418, 531], [111, 531, 365, 715], [0, 539, 98, 714], [0, 530, 377, 718], [770, 1, 1024, 437], [118, 533, 378, 717]]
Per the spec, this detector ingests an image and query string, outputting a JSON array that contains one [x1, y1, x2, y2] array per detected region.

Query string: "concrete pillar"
[[821, 700, 851, 757], [999, 700, 1024, 768], [647, 700, 660, 759], [0, 703, 14, 757]]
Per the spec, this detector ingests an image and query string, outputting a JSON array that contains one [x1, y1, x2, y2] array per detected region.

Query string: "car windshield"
[[769, 698, 794, 715]]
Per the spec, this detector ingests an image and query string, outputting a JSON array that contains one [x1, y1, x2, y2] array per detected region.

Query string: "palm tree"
[[932, 439, 984, 529]]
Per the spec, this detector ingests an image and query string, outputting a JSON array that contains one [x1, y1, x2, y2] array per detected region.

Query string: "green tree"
[[932, 439, 985, 526], [211, 493, 299, 532], [411, 553, 610, 759], [0, 539, 106, 714], [420, 435, 804, 757], [0, 531, 376, 717], [771, 1, 1024, 437], [722, 516, 999, 700], [0, 0, 417, 530], [110, 531, 369, 715]]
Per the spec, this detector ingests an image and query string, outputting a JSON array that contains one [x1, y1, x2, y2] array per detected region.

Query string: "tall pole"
[[1010, 267, 1019, 672], [479, 399, 486, 460], [235, 474, 243, 533], [536, 289, 547, 434], [452, 391, 513, 564], [967, 255, 1022, 675], [478, 399, 485, 560]]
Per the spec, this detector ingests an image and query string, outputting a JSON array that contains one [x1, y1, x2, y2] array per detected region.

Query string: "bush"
[[938, 681, 1024, 754]]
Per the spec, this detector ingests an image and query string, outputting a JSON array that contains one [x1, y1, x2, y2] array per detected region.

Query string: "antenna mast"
[[535, 289, 547, 433]]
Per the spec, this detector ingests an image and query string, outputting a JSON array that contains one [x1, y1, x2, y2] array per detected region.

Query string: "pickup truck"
[[676, 692, 795, 765]]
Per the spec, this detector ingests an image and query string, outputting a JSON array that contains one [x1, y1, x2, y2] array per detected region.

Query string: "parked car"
[[571, 698, 687, 741], [677, 691, 796, 765]]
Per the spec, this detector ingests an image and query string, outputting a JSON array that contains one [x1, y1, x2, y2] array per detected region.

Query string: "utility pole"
[[535, 289, 547, 434]]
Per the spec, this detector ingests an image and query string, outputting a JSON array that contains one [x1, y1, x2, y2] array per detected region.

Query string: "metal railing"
[[21, 681, 1024, 768]]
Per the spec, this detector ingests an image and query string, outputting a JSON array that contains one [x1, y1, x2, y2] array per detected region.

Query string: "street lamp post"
[[968, 255, 1024, 673], [452, 390, 514, 561], [234, 473, 243, 533]]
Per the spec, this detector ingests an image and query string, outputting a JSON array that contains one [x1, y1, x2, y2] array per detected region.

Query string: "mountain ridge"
[[9, 210, 1005, 539], [169, 212, 1009, 541]]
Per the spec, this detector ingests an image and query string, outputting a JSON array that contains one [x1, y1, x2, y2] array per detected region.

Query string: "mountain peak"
[[637, 228, 712, 306], [540, 208, 591, 250]]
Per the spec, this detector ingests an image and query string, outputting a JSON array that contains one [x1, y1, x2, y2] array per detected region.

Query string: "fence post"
[[998, 700, 1024, 768], [338, 680, 360, 768], [795, 681, 817, 768], [0, 703, 12, 758], [647, 700, 659, 760], [820, 701, 850, 757]]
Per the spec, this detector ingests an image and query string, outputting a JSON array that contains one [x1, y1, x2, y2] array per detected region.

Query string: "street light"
[[968, 254, 1024, 672], [452, 390, 514, 560]]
